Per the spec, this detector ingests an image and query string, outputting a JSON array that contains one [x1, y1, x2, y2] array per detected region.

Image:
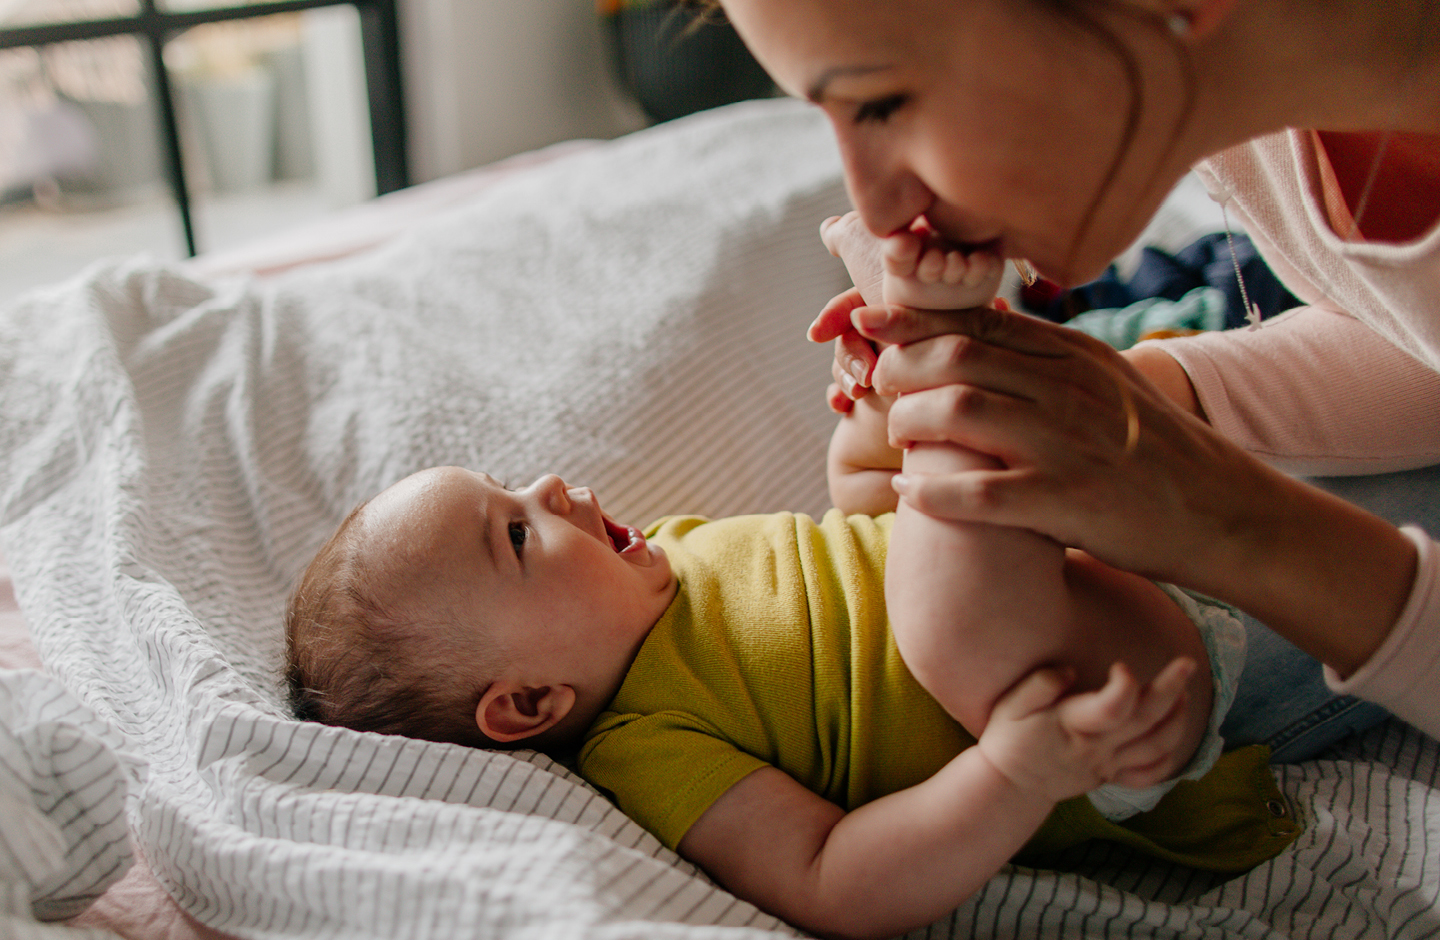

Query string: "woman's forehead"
[[723, 0, 967, 85]]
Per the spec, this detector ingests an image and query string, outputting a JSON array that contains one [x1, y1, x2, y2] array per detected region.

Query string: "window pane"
[[0, 0, 140, 31], [1, 8, 378, 306], [0, 35, 179, 304], [166, 10, 373, 255]]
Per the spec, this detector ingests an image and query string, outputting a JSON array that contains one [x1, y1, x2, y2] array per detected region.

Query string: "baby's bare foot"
[[881, 229, 1002, 310], [819, 212, 885, 307]]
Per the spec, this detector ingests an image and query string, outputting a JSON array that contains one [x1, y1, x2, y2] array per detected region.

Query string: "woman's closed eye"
[[853, 94, 907, 125], [508, 521, 528, 556]]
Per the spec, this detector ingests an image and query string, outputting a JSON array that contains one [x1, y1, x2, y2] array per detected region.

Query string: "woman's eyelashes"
[[508, 521, 528, 557], [853, 93, 907, 125]]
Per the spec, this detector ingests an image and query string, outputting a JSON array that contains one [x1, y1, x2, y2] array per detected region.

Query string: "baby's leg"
[[887, 440, 1215, 781]]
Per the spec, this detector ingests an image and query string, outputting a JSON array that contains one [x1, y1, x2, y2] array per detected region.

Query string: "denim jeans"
[[1217, 463, 1440, 762]]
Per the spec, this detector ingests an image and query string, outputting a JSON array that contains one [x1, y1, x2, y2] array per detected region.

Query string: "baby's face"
[[356, 467, 677, 702]]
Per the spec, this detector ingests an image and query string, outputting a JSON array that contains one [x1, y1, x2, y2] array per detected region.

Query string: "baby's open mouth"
[[603, 515, 637, 553]]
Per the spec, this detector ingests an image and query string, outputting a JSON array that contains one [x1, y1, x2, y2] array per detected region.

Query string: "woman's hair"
[[685, 0, 1195, 286], [284, 501, 504, 749]]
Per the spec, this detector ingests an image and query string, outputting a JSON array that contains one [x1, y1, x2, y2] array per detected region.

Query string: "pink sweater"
[[1144, 130, 1440, 739]]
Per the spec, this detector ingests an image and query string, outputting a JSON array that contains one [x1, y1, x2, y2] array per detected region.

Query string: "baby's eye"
[[508, 522, 527, 556], [853, 94, 907, 125]]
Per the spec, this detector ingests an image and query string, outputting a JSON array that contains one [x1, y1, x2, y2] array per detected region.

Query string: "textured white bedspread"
[[0, 99, 1436, 939]]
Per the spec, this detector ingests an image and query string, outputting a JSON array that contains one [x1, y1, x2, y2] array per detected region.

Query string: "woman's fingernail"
[[891, 474, 910, 495], [848, 359, 868, 385], [839, 373, 857, 397]]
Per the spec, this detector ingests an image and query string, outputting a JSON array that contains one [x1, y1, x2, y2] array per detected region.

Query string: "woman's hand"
[[856, 301, 1419, 684], [850, 301, 1272, 585], [809, 286, 1015, 411], [810, 286, 876, 411]]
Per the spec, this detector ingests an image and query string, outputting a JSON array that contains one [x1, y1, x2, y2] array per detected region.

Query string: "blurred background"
[[0, 0, 777, 304]]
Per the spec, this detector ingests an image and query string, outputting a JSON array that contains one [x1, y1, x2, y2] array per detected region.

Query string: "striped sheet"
[[0, 98, 1436, 939], [0, 668, 138, 931]]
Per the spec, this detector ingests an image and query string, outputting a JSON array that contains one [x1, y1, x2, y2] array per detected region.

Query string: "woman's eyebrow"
[[806, 64, 894, 103]]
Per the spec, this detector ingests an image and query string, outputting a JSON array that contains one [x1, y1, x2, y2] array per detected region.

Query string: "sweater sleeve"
[[1324, 526, 1440, 740], [1141, 305, 1440, 475]]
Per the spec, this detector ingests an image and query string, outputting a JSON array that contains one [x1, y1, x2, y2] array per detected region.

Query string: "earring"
[[1166, 12, 1191, 36]]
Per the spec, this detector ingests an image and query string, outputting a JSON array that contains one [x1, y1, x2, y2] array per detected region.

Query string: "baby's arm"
[[678, 660, 1193, 940], [828, 390, 903, 515]]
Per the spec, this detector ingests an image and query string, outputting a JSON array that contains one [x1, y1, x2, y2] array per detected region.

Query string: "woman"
[[715, 0, 1440, 746]]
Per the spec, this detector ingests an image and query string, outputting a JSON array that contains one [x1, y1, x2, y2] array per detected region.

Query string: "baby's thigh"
[[886, 442, 1070, 732]]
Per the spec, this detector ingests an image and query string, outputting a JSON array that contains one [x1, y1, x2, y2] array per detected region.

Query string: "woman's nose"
[[836, 133, 932, 237]]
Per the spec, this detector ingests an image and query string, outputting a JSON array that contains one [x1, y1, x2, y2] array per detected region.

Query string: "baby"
[[285, 221, 1286, 940]]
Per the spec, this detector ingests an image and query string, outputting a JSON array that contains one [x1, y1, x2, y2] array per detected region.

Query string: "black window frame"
[[1, 0, 408, 256]]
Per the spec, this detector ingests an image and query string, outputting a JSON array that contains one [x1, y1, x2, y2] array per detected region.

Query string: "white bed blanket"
[[0, 99, 1436, 939]]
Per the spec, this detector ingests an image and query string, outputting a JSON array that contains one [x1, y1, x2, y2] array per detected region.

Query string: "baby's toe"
[[963, 254, 999, 289], [917, 247, 947, 283], [882, 232, 922, 276], [942, 251, 967, 284]]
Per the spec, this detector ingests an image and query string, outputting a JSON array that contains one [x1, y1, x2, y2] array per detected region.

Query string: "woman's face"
[[722, 0, 1194, 285]]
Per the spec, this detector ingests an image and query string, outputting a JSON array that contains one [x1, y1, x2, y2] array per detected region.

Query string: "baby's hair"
[[284, 500, 505, 750]]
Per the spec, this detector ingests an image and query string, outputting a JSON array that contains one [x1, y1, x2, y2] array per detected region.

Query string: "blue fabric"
[[1063, 286, 1228, 350], [1221, 463, 1440, 761], [1032, 232, 1301, 327]]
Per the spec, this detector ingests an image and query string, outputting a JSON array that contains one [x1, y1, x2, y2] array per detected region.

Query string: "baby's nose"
[[531, 474, 571, 511]]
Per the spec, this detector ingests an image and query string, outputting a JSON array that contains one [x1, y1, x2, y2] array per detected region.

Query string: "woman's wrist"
[[1189, 460, 1415, 676]]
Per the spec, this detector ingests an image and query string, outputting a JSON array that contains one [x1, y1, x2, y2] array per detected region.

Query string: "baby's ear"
[[476, 682, 576, 743]]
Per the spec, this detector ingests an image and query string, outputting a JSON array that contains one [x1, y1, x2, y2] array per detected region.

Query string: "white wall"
[[399, 0, 648, 183]]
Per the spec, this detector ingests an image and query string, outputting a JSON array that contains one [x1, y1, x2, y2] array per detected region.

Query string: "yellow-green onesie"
[[578, 510, 1298, 870]]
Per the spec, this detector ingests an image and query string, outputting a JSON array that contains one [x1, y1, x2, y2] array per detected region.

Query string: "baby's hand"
[[881, 221, 1002, 310], [977, 658, 1196, 804]]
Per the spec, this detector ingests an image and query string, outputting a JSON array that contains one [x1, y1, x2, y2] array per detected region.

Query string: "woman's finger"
[[836, 331, 877, 396], [852, 301, 1074, 358], [824, 382, 855, 415], [890, 466, 1044, 529], [809, 286, 867, 343], [870, 328, 1076, 402]]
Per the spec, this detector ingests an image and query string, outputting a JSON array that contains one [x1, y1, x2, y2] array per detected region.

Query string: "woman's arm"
[[1137, 306, 1440, 475], [856, 303, 1416, 680]]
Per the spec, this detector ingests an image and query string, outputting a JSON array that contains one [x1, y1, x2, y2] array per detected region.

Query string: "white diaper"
[[1087, 584, 1247, 821]]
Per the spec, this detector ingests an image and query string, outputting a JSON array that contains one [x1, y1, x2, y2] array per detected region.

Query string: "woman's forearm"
[[1189, 461, 1415, 677], [1124, 343, 1417, 676]]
